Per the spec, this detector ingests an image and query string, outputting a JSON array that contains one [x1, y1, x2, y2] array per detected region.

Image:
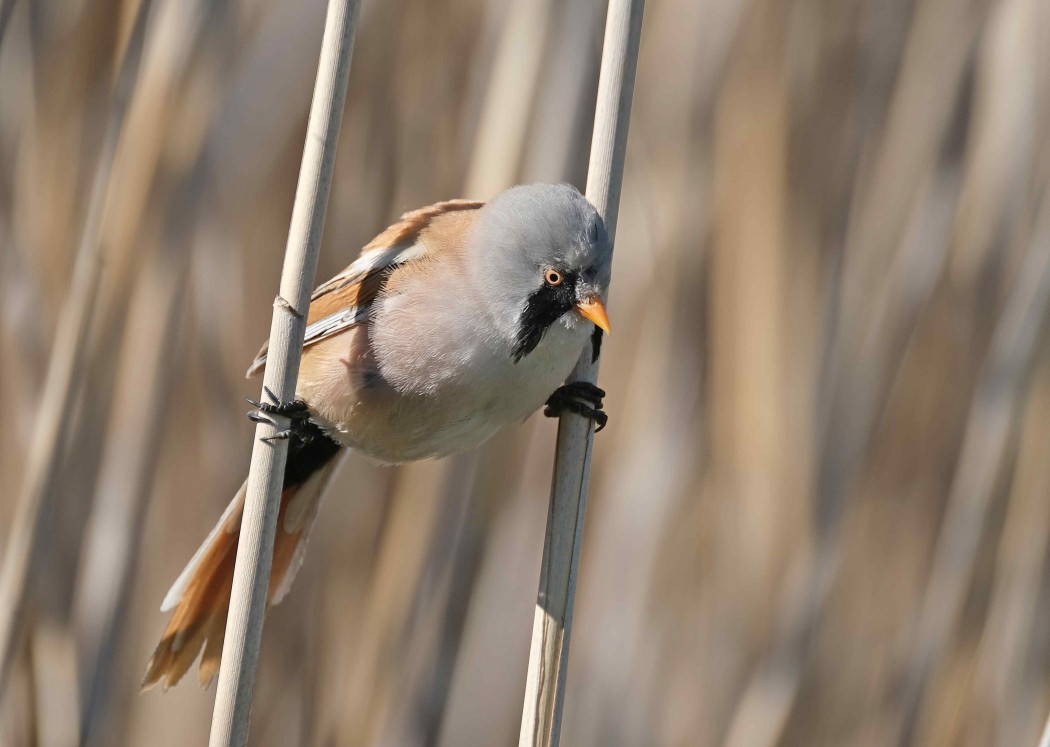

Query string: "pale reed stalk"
[[206, 1, 361, 745], [519, 1, 645, 744]]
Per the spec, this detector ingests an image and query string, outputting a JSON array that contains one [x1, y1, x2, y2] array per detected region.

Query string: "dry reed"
[[519, 1, 644, 745], [208, 1, 361, 745]]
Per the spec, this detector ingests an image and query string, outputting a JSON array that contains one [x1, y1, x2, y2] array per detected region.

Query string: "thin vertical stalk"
[[0, 0, 154, 701], [206, 1, 361, 746], [519, 1, 644, 745]]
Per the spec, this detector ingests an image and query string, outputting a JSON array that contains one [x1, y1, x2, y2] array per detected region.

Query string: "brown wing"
[[246, 199, 484, 377]]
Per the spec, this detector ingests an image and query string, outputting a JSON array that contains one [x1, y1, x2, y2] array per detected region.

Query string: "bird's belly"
[[331, 393, 503, 463], [299, 321, 586, 463], [328, 360, 568, 462]]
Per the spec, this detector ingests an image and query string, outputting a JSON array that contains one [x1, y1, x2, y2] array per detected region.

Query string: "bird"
[[142, 182, 612, 690]]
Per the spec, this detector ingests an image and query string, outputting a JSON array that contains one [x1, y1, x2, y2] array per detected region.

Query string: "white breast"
[[408, 322, 587, 459], [303, 256, 592, 462], [316, 315, 587, 463]]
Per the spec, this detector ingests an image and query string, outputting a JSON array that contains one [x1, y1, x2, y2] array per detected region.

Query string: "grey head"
[[468, 183, 612, 361]]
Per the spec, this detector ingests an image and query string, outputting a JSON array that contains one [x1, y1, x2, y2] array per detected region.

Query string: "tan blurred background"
[[2, 0, 1050, 745]]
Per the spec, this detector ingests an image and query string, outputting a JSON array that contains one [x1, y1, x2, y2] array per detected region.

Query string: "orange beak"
[[575, 296, 611, 334]]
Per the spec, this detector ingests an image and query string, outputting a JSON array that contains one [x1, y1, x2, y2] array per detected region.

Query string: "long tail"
[[142, 426, 343, 691]]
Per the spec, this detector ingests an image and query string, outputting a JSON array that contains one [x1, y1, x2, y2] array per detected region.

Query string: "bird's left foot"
[[247, 386, 312, 442], [544, 381, 608, 432]]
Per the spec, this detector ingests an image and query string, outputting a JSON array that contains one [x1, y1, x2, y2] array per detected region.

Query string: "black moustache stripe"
[[590, 326, 603, 363], [512, 274, 578, 362]]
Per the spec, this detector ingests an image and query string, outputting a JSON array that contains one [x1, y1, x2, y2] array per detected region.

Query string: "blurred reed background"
[[2, 0, 1050, 745]]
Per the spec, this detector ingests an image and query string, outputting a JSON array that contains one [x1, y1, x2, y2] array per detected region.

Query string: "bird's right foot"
[[544, 381, 608, 432]]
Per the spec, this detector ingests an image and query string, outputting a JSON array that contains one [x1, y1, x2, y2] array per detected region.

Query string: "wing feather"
[[246, 199, 484, 378]]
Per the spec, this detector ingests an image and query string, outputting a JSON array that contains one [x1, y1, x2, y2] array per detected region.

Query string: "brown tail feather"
[[143, 449, 340, 691]]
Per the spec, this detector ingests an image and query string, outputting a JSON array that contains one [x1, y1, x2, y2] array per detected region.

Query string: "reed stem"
[[518, 1, 645, 744], [206, 2, 361, 745]]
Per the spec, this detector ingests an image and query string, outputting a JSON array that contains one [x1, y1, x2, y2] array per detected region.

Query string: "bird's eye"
[[544, 269, 564, 286]]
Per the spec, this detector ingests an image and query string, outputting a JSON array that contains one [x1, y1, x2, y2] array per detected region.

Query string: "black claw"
[[544, 381, 609, 432], [246, 411, 276, 426], [261, 429, 293, 443], [557, 381, 605, 405]]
